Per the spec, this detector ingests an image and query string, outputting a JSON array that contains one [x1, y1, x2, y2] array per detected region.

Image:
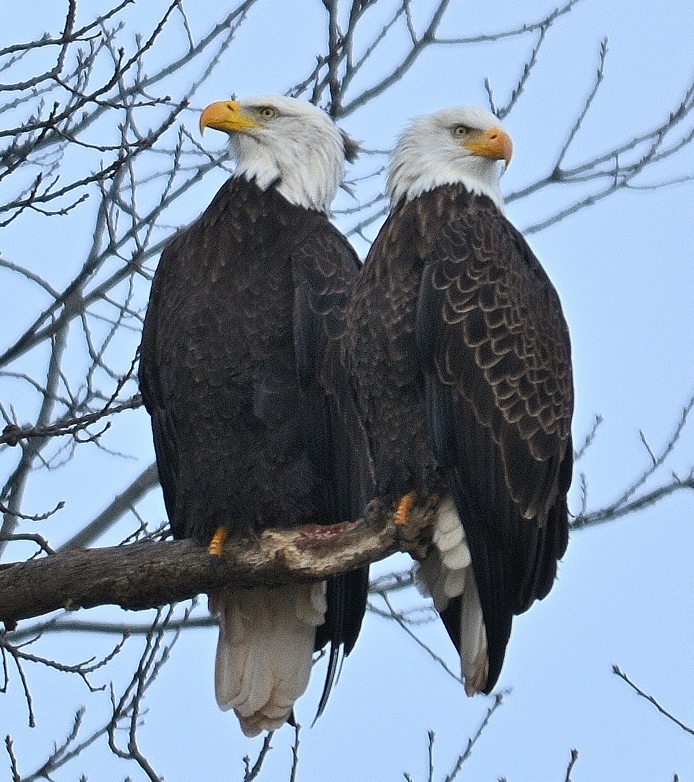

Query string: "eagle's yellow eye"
[[452, 124, 471, 137], [257, 106, 278, 120]]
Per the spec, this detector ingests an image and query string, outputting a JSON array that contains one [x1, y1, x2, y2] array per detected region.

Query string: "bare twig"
[[0, 533, 56, 556], [377, 592, 461, 683], [442, 690, 509, 781], [244, 732, 274, 782], [402, 690, 508, 782], [4, 735, 20, 782], [613, 665, 694, 737], [563, 749, 579, 782], [573, 415, 603, 461], [572, 395, 694, 529], [289, 723, 301, 782]]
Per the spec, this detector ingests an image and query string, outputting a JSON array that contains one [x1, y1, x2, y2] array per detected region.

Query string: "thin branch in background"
[[340, 0, 453, 117], [0, 502, 64, 523], [106, 604, 190, 780], [15, 607, 188, 782], [0, 533, 56, 557], [117, 515, 169, 547], [402, 691, 509, 782], [438, 0, 580, 47], [4, 735, 20, 782], [0, 395, 142, 447], [638, 428, 658, 465], [368, 600, 435, 625], [332, 1, 407, 107], [378, 592, 461, 683], [563, 749, 579, 782], [441, 690, 509, 782], [0, 255, 61, 298], [613, 665, 694, 737], [0, 630, 128, 694], [18, 708, 91, 782], [486, 17, 551, 119], [575, 471, 589, 520], [573, 414, 603, 461], [346, 201, 389, 241], [5, 609, 210, 644], [576, 468, 694, 530], [556, 38, 608, 171], [572, 393, 694, 530], [504, 35, 694, 232], [1, 318, 70, 551], [0, 638, 35, 727], [289, 723, 301, 782], [369, 567, 417, 595], [427, 729, 435, 782], [243, 732, 274, 782]]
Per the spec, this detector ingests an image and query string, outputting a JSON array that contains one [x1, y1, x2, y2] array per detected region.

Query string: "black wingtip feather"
[[312, 568, 369, 724], [313, 640, 341, 725]]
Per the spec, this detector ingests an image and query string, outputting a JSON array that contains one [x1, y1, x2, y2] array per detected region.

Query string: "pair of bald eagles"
[[139, 96, 574, 737]]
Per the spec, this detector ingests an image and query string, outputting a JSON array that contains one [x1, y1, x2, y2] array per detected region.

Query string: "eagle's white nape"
[[416, 494, 489, 695], [209, 582, 327, 737], [387, 105, 507, 212], [229, 95, 346, 214]]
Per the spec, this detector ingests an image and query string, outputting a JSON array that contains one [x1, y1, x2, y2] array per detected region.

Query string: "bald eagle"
[[139, 96, 369, 736], [344, 106, 573, 694]]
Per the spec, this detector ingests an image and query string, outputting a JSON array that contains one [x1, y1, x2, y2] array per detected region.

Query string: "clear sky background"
[[2, 1, 694, 780]]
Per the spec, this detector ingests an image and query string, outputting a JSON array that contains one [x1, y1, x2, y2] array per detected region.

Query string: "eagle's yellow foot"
[[208, 526, 229, 557], [394, 490, 417, 526]]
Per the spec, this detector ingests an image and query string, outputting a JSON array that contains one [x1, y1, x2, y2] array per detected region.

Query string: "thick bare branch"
[[0, 503, 434, 628]]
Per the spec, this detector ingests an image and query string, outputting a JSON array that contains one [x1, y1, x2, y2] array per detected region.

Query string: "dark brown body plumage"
[[139, 175, 369, 684], [344, 183, 573, 691]]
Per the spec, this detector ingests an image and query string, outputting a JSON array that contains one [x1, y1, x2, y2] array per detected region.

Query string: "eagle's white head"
[[200, 95, 355, 214], [387, 105, 513, 212]]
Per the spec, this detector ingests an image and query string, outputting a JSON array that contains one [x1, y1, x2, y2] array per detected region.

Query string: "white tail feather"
[[209, 582, 327, 737], [458, 572, 488, 695], [416, 494, 489, 694]]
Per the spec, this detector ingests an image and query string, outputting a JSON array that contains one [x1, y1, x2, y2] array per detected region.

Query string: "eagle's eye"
[[452, 124, 472, 137], [257, 106, 278, 120]]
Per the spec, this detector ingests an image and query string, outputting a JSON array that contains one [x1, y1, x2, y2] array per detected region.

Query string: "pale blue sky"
[[2, 2, 693, 779]]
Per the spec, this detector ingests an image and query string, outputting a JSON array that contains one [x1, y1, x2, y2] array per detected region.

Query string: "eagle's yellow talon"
[[208, 526, 229, 557], [394, 490, 417, 526]]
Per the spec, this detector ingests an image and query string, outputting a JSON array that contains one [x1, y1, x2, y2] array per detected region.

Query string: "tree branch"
[[58, 462, 160, 552], [613, 665, 694, 737], [0, 502, 434, 629]]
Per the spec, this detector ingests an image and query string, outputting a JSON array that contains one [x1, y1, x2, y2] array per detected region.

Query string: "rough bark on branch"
[[0, 502, 434, 629]]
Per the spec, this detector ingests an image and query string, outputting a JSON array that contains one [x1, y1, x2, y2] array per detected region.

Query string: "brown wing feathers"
[[417, 185, 572, 684]]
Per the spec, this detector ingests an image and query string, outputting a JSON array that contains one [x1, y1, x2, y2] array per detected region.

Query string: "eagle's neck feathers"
[[231, 120, 344, 214]]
